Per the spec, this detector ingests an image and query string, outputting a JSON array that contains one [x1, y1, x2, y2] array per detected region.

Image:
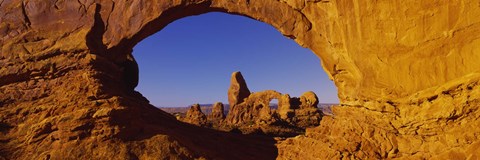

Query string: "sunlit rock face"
[[1, 0, 480, 159]]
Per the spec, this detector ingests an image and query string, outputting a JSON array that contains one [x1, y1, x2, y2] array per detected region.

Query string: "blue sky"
[[133, 12, 338, 107]]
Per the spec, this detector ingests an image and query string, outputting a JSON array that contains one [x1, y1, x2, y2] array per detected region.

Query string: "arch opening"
[[132, 12, 339, 108], [130, 11, 336, 137], [269, 99, 279, 110]]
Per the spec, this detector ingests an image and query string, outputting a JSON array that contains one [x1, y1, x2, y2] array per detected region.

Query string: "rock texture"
[[1, 0, 480, 159]]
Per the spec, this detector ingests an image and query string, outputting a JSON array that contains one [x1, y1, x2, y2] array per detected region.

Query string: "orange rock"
[[1, 0, 480, 159]]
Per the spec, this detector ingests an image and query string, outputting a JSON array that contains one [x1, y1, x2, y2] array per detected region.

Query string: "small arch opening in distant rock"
[[269, 99, 279, 110]]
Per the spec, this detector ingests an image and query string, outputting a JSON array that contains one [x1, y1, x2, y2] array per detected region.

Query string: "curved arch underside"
[[1, 0, 480, 159]]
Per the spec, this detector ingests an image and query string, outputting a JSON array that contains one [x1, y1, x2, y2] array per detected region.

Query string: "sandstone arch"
[[1, 0, 480, 159]]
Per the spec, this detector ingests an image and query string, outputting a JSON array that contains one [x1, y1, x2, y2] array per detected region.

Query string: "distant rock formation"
[[225, 89, 322, 136], [227, 72, 251, 108], [207, 102, 225, 123], [176, 72, 324, 137], [226, 90, 283, 125], [299, 91, 319, 109], [183, 104, 207, 126]]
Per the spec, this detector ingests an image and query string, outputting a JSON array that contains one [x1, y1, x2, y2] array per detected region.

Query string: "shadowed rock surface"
[[1, 0, 480, 159]]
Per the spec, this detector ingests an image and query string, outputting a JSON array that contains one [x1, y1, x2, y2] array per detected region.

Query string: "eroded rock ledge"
[[1, 0, 480, 159]]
